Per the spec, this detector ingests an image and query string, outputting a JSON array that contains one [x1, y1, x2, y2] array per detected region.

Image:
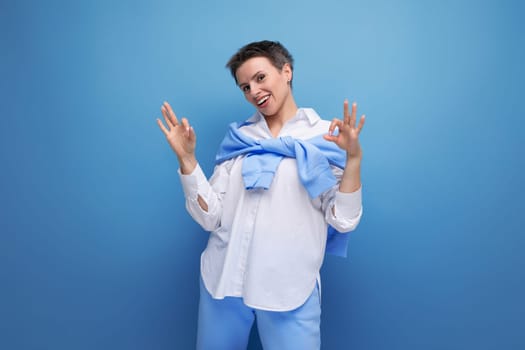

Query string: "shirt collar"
[[246, 108, 321, 126]]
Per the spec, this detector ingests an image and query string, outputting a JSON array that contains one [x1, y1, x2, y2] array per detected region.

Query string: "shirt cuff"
[[178, 163, 208, 200], [334, 186, 362, 219]]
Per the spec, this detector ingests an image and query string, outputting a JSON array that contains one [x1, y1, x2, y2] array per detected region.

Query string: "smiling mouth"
[[257, 95, 270, 106]]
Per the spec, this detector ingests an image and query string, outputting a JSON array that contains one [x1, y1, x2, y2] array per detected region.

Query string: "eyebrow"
[[238, 70, 264, 87]]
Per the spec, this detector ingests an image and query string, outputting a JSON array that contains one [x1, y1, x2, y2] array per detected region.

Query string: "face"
[[235, 56, 293, 118]]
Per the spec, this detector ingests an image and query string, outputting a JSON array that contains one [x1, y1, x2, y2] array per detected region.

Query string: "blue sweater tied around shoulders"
[[215, 122, 354, 257]]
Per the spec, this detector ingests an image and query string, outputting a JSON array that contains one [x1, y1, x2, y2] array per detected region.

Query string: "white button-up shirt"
[[179, 108, 362, 311]]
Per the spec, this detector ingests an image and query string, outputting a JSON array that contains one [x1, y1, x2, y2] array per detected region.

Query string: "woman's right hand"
[[157, 101, 197, 174]]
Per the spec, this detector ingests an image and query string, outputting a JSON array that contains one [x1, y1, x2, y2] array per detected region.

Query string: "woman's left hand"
[[324, 99, 365, 160]]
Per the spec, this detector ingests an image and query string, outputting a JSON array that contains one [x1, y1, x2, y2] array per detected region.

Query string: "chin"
[[258, 104, 279, 118], [260, 109, 277, 118]]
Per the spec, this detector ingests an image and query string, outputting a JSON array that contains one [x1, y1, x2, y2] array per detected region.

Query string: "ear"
[[282, 63, 292, 82]]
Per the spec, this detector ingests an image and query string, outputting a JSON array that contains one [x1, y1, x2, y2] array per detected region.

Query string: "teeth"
[[257, 96, 269, 105]]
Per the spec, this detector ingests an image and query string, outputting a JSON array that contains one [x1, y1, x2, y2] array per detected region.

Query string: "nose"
[[249, 84, 261, 99]]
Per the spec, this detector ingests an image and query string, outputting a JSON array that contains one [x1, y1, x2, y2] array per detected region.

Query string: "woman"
[[157, 40, 365, 349]]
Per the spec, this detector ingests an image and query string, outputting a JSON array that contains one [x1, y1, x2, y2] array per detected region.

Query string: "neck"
[[264, 96, 298, 137]]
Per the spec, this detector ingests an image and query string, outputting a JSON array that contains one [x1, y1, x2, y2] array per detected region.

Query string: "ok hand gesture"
[[324, 100, 365, 160], [157, 101, 197, 173]]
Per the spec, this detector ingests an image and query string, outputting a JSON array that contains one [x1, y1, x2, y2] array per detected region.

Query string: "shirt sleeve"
[[178, 161, 231, 232], [320, 167, 363, 233]]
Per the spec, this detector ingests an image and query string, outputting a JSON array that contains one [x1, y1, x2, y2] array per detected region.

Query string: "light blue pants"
[[197, 278, 321, 350]]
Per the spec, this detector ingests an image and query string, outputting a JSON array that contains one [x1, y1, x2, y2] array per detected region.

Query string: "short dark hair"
[[226, 40, 294, 86]]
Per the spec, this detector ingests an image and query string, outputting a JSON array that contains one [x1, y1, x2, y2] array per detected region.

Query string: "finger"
[[181, 117, 191, 137], [164, 101, 179, 126], [188, 126, 196, 143], [343, 99, 350, 124], [161, 105, 173, 129], [356, 115, 366, 133], [328, 118, 344, 135], [161, 109, 173, 130], [350, 102, 357, 128], [323, 134, 338, 143], [156, 118, 169, 136]]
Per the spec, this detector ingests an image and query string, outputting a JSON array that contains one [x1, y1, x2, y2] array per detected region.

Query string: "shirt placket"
[[233, 189, 263, 294]]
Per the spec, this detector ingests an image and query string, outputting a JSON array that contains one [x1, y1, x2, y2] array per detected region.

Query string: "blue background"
[[1, 0, 524, 349]]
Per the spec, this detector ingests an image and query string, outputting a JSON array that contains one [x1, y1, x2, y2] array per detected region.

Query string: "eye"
[[257, 74, 266, 82], [241, 85, 250, 93]]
